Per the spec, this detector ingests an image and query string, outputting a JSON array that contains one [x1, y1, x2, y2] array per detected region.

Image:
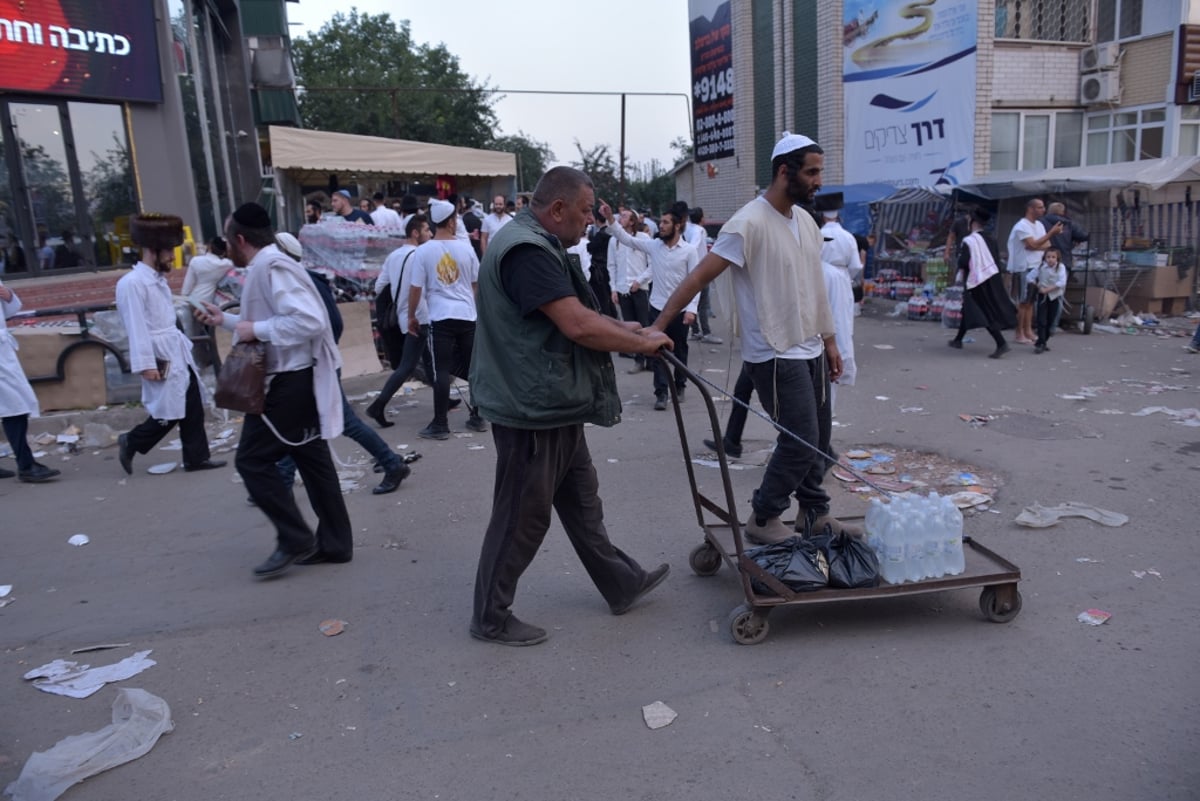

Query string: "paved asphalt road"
[[2, 306, 1198, 800]]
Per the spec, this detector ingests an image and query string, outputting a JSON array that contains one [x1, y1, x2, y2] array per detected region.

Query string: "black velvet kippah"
[[233, 202, 271, 229]]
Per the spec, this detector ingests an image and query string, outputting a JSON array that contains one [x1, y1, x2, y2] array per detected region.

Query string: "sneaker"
[[744, 515, 793, 545], [469, 615, 548, 647], [610, 563, 670, 615], [805, 513, 865, 539], [947, 339, 963, 349], [653, 396, 667, 411], [700, 333, 723, 344], [689, 331, 704, 341], [466, 415, 488, 433], [1185, 344, 1200, 354], [418, 424, 451, 440]]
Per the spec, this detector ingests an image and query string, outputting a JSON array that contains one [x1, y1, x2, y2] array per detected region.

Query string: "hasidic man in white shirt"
[[608, 208, 654, 373], [604, 204, 700, 411], [197, 202, 352, 580], [680, 204, 722, 344], [369, 192, 403, 229], [479, 194, 513, 255], [115, 214, 225, 478]]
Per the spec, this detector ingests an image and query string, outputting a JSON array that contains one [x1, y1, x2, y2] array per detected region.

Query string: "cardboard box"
[[1083, 288, 1119, 319], [1122, 265, 1194, 299]]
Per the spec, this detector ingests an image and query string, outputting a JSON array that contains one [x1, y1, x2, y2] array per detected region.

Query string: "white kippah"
[[274, 232, 303, 260], [428, 199, 456, 224], [822, 210, 839, 220], [771, 130, 818, 161]]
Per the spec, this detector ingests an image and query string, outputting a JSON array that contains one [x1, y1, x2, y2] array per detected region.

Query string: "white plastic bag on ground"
[[5, 688, 173, 801]]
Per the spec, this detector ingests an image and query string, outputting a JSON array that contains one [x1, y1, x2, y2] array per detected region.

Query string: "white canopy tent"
[[954, 156, 1200, 199]]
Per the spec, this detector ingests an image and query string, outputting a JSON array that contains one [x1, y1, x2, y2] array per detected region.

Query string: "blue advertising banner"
[[690, 0, 734, 161], [843, 0, 975, 187]]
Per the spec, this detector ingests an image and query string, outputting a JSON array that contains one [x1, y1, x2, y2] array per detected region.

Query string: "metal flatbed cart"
[[659, 351, 1023, 645]]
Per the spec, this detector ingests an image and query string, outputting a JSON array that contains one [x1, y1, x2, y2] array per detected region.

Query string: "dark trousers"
[[722, 365, 756, 446], [2, 414, 34, 470], [277, 385, 401, 486], [1035, 295, 1061, 347], [746, 356, 832, 520], [427, 318, 475, 427], [124, 371, 210, 468], [376, 326, 435, 407], [690, 287, 713, 336], [617, 290, 650, 366], [649, 305, 689, 399], [236, 368, 353, 557], [472, 423, 648, 637], [380, 325, 407, 371]]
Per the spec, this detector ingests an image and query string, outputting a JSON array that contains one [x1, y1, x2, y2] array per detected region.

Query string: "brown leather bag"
[[214, 341, 266, 414]]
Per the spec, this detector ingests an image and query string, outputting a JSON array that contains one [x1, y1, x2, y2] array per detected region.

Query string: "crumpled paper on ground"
[[22, 650, 156, 699], [4, 688, 173, 801], [1014, 502, 1128, 529]]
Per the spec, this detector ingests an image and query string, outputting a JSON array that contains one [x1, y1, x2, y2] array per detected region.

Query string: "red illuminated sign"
[[0, 0, 162, 103]]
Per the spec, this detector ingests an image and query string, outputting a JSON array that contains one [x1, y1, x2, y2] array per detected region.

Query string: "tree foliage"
[[293, 10, 498, 148], [491, 132, 554, 192]]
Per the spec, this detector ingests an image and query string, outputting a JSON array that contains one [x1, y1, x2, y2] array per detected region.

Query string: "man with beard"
[[196, 203, 352, 579], [116, 214, 225, 476], [331, 190, 372, 224], [479, 194, 513, 255], [647, 132, 854, 543]]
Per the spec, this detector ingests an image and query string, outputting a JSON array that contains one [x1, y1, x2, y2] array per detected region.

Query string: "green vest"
[[469, 210, 621, 430]]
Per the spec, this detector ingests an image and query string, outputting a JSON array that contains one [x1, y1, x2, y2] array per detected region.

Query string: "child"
[[1028, 248, 1066, 354]]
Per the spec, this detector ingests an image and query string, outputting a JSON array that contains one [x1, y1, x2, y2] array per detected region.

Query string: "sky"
[[286, 1, 695, 171]]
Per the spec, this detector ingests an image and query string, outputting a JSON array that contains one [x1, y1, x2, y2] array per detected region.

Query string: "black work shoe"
[[0, 467, 15, 479], [365, 400, 393, 428], [988, 343, 1011, 359], [611, 563, 670, 615], [295, 549, 352, 566], [117, 433, 134, 475], [252, 548, 306, 578], [947, 339, 963, 349], [184, 459, 227, 472], [18, 463, 61, 483], [469, 615, 548, 646], [418, 424, 450, 440], [372, 463, 411, 495], [447, 398, 462, 410], [653, 396, 667, 411], [465, 415, 488, 433], [703, 438, 743, 459]]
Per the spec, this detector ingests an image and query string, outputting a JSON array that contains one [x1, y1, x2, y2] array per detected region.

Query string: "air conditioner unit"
[[1079, 42, 1120, 73], [1190, 71, 1200, 103], [1080, 72, 1120, 105]]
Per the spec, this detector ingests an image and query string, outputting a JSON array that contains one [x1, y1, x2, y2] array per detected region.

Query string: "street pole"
[[619, 93, 626, 207]]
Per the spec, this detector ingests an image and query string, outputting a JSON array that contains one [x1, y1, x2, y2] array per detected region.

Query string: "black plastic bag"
[[746, 536, 829, 595], [809, 529, 880, 589]]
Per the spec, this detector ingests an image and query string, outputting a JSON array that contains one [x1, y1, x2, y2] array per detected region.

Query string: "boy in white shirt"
[[1028, 248, 1067, 354]]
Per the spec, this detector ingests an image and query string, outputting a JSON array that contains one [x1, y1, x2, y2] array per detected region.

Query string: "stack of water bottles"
[[865, 492, 966, 584]]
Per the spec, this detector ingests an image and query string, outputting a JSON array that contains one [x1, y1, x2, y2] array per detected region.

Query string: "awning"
[[267, 126, 517, 182], [954, 156, 1200, 199]]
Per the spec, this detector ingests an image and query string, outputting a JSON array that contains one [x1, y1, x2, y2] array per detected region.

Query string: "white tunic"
[[116, 262, 201, 420], [822, 260, 856, 386], [0, 290, 40, 418], [181, 253, 234, 305]]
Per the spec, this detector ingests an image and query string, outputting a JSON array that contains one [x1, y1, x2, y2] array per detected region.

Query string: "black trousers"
[[376, 325, 436, 407], [721, 364, 756, 446], [649, 305, 689, 399], [124, 371, 210, 468], [617, 290, 650, 366], [2, 414, 34, 471], [427, 318, 475, 427], [235, 368, 352, 557], [1035, 295, 1061, 347], [472, 423, 648, 636]]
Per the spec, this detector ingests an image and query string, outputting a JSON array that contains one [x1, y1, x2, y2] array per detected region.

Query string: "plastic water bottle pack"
[[865, 492, 965, 585]]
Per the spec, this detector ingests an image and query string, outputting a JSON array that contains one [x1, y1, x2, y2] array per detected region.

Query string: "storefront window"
[[10, 103, 79, 268], [70, 103, 137, 267], [1180, 106, 1200, 156]]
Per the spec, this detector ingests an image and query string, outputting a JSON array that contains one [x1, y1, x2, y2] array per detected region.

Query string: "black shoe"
[[418, 424, 450, 440], [465, 415, 488, 433], [448, 398, 462, 410], [1034, 344, 1046, 354], [252, 548, 306, 578], [469, 615, 548, 646], [372, 462, 411, 495], [366, 400, 393, 428], [184, 459, 227, 472], [653, 396, 667, 411], [611, 563, 670, 615], [18, 463, 61, 483], [988, 343, 1011, 359], [117, 433, 133, 475], [947, 339, 963, 349], [0, 467, 14, 479], [703, 438, 743, 459], [295, 549, 353, 566]]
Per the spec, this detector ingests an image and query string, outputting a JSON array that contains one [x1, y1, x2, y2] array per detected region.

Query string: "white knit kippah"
[[771, 130, 817, 160]]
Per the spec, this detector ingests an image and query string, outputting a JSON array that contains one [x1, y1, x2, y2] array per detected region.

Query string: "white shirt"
[[455, 214, 470, 243], [711, 196, 824, 362], [607, 223, 700, 313], [683, 221, 706, 251], [0, 289, 40, 418], [181, 253, 234, 305], [566, 238, 591, 281], [378, 243, 428, 325], [1007, 217, 1045, 273], [607, 230, 652, 293], [410, 238, 480, 322], [370, 205, 403, 230], [480, 212, 512, 240], [820, 221, 863, 282]]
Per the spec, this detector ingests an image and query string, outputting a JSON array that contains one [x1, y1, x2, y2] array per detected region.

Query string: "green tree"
[[85, 134, 137, 225], [572, 142, 622, 208], [668, 136, 694, 167], [293, 10, 498, 147], [492, 131, 553, 192]]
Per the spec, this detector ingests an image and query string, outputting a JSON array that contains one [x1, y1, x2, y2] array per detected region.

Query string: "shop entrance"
[[0, 98, 138, 277]]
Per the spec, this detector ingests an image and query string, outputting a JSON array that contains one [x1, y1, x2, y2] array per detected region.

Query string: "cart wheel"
[[1081, 305, 1094, 335], [688, 543, 722, 576], [979, 586, 1022, 623], [727, 604, 770, 645]]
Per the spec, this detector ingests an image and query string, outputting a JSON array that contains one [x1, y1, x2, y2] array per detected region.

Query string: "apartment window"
[[991, 111, 1083, 171], [1086, 107, 1165, 164], [1181, 106, 1200, 156], [1097, 0, 1142, 43], [995, 0, 1089, 43]]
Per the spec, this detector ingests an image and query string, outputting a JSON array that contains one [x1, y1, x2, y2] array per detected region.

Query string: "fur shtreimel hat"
[[130, 213, 184, 251]]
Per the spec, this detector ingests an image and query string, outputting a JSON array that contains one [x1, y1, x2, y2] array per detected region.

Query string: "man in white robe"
[[0, 280, 60, 482], [116, 214, 225, 476]]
